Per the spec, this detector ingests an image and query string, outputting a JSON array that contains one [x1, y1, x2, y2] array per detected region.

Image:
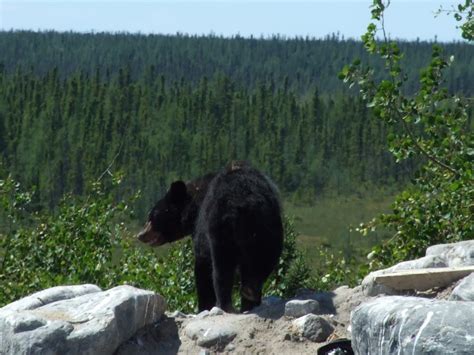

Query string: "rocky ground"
[[117, 281, 471, 354], [118, 239, 474, 354], [117, 285, 368, 354]]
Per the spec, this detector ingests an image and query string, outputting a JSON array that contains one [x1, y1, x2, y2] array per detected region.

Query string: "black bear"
[[137, 161, 283, 312]]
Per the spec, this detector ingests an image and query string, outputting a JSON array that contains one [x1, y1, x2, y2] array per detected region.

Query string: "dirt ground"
[[117, 285, 370, 354]]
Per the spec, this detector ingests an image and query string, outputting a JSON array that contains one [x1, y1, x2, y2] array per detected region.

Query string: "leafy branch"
[[437, 0, 474, 39], [340, 0, 474, 267], [343, 0, 471, 180], [376, 0, 463, 178]]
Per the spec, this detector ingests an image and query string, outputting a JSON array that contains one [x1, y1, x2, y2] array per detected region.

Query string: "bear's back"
[[197, 164, 282, 241]]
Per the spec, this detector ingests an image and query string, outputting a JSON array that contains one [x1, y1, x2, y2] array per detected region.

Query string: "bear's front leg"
[[194, 257, 216, 312], [193, 234, 216, 312]]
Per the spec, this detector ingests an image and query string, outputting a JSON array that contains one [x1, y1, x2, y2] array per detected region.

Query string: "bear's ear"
[[168, 181, 188, 203]]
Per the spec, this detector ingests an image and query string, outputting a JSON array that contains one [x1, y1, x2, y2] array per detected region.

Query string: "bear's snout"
[[137, 222, 165, 246]]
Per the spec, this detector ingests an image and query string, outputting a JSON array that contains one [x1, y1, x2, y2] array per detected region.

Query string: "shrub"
[[0, 175, 132, 305]]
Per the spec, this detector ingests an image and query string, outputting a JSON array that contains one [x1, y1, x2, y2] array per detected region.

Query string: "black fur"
[[137, 162, 284, 312]]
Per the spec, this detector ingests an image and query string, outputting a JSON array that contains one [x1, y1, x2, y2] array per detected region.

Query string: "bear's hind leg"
[[210, 239, 237, 313], [239, 264, 264, 312]]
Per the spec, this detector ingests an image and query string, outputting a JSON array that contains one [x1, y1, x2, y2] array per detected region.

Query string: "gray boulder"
[[0, 285, 166, 355], [1, 284, 102, 312], [208, 306, 225, 316], [184, 317, 238, 349], [351, 296, 474, 354], [450, 272, 474, 301], [291, 314, 334, 342], [426, 240, 474, 266], [363, 240, 474, 296], [284, 299, 320, 318]]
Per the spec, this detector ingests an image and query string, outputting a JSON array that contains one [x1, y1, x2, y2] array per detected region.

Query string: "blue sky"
[[0, 1, 464, 42]]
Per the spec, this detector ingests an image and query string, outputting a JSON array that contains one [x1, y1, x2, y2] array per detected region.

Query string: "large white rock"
[[351, 296, 474, 354], [1, 284, 102, 312], [0, 285, 166, 355], [426, 240, 474, 265], [450, 272, 474, 301], [373, 266, 474, 292], [362, 240, 474, 296]]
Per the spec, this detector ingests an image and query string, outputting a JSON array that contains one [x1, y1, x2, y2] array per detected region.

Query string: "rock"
[[166, 310, 188, 318], [0, 285, 166, 355], [284, 299, 320, 318], [374, 266, 474, 292], [116, 316, 180, 355], [209, 307, 224, 316], [362, 240, 474, 296], [362, 257, 450, 296], [361, 271, 398, 296], [195, 310, 210, 319], [1, 284, 102, 312], [426, 240, 474, 266], [291, 314, 334, 342], [184, 318, 237, 349], [351, 296, 474, 354], [225, 343, 236, 351], [450, 272, 474, 301]]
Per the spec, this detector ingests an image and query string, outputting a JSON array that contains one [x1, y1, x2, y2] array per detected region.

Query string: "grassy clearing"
[[284, 193, 396, 270]]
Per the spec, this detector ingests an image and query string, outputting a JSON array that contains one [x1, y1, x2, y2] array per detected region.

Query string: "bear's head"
[[137, 181, 190, 246]]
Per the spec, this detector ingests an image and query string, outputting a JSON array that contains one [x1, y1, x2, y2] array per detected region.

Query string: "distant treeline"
[[0, 31, 472, 217], [1, 67, 415, 217], [1, 30, 473, 95]]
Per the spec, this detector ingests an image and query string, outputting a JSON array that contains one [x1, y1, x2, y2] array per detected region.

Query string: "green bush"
[[0, 175, 132, 305], [118, 237, 197, 312], [310, 247, 369, 290]]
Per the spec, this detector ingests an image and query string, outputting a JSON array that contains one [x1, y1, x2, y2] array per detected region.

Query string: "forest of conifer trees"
[[0, 31, 472, 218]]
